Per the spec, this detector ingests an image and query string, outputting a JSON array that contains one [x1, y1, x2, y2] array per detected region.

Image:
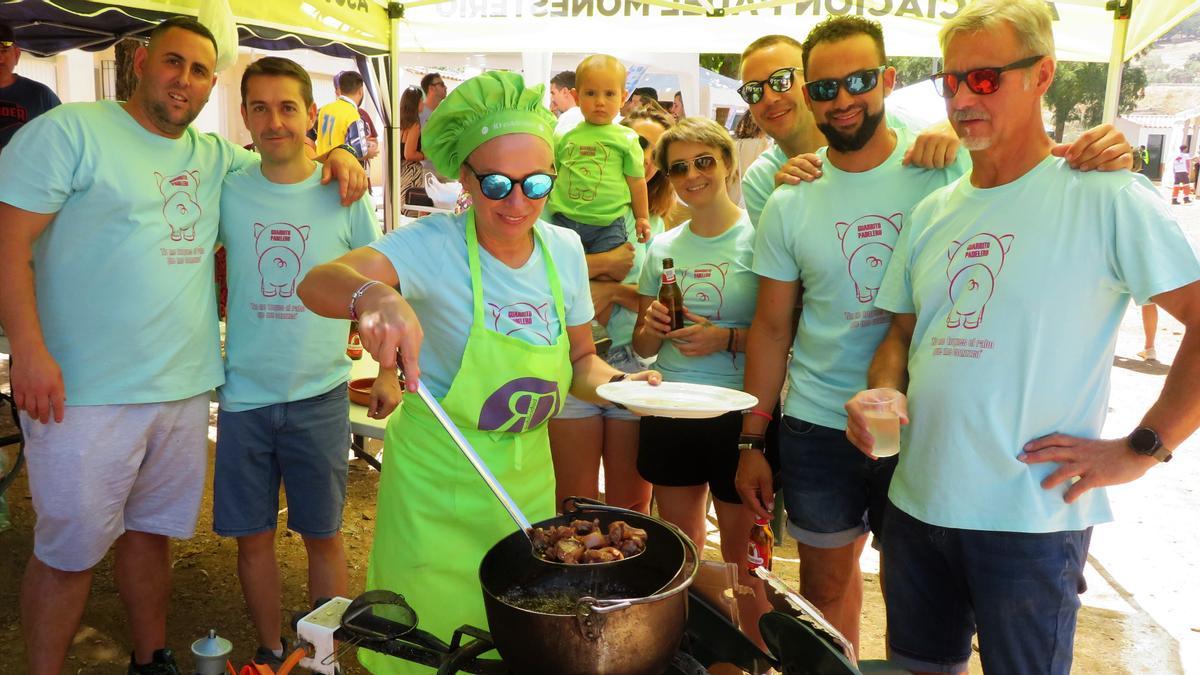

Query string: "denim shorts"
[[882, 505, 1092, 675], [213, 384, 351, 538], [551, 212, 627, 254], [556, 345, 643, 422], [778, 416, 896, 549]]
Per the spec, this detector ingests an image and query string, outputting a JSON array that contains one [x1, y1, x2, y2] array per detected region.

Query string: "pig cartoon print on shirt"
[[944, 233, 1014, 329], [563, 143, 609, 203], [490, 302, 553, 345], [254, 222, 310, 298], [156, 171, 201, 242], [835, 212, 903, 303], [681, 262, 730, 320]]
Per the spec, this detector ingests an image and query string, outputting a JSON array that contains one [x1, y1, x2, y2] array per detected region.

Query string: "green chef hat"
[[422, 71, 557, 179]]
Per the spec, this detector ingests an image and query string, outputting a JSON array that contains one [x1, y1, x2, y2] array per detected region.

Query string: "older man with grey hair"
[[843, 1, 1200, 673]]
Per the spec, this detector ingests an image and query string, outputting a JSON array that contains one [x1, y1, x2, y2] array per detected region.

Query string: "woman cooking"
[[297, 72, 660, 673]]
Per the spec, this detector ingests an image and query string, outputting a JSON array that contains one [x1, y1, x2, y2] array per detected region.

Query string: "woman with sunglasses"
[[548, 104, 678, 516], [298, 72, 661, 674], [632, 116, 777, 647]]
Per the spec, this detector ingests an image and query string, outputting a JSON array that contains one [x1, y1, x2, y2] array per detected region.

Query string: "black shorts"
[[1175, 171, 1191, 185], [637, 407, 780, 504]]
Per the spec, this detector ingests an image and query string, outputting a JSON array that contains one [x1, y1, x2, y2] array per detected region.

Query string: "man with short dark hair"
[[315, 70, 369, 161], [419, 71, 446, 124], [218, 56, 384, 669], [0, 17, 365, 674], [621, 85, 658, 116], [550, 69, 584, 137], [0, 21, 60, 153]]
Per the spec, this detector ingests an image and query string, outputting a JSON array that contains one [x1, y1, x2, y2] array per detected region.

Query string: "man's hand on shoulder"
[[773, 153, 823, 188], [903, 119, 959, 169], [1050, 123, 1132, 172], [321, 147, 369, 206]]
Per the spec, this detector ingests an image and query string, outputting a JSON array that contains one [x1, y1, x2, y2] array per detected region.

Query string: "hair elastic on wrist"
[[743, 408, 773, 422]]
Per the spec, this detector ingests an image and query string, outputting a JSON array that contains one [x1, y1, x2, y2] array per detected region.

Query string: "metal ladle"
[[414, 380, 640, 566]]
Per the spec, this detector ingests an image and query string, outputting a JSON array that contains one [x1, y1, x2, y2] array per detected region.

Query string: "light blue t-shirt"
[[0, 100, 253, 405], [637, 213, 758, 390], [876, 156, 1200, 534], [754, 127, 969, 429], [742, 108, 934, 227], [370, 213, 594, 398], [218, 164, 380, 411], [607, 213, 666, 349]]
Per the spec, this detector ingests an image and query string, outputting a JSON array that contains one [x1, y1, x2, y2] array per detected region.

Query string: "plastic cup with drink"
[[861, 389, 901, 458]]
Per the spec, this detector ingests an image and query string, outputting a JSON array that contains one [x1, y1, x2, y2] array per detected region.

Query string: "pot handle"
[[560, 496, 642, 517], [586, 522, 700, 615]]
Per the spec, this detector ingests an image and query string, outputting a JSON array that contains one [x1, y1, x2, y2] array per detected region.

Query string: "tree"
[[889, 56, 940, 88], [1043, 61, 1147, 141], [700, 54, 741, 80]]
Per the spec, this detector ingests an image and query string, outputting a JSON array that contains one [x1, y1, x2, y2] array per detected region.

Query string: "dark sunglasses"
[[803, 66, 886, 103], [737, 67, 799, 105], [929, 55, 1044, 98], [464, 162, 556, 201], [667, 155, 718, 177]]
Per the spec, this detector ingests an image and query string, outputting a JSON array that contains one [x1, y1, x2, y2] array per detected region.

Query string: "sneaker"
[[1172, 199, 1181, 205], [1138, 348, 1157, 361], [127, 648, 180, 675], [1186, 198, 1193, 204], [253, 640, 288, 669]]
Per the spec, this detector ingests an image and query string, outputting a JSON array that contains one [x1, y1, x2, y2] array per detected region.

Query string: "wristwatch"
[[1127, 426, 1173, 463], [738, 433, 766, 454]]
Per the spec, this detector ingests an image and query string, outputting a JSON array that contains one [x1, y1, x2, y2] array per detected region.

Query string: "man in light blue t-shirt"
[[214, 57, 383, 670], [844, 3, 1200, 673], [0, 19, 366, 675], [736, 35, 1136, 229], [735, 17, 970, 652]]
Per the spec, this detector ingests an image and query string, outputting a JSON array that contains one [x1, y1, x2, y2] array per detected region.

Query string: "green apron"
[[360, 211, 573, 674]]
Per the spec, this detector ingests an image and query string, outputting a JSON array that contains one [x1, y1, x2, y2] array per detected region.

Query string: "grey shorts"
[[556, 345, 643, 422], [21, 393, 211, 572], [213, 384, 350, 538]]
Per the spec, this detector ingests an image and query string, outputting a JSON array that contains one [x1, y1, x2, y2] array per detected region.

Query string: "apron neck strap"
[[465, 210, 567, 328]]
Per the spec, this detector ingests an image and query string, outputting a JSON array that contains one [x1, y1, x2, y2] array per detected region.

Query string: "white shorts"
[[21, 393, 210, 571]]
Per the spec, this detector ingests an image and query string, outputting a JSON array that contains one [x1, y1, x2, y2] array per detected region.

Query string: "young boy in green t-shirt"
[[547, 54, 650, 274]]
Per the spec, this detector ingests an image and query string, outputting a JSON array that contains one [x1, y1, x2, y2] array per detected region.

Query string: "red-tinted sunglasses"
[[929, 55, 1044, 98]]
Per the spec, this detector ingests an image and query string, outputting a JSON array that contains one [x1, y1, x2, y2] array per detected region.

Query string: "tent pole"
[[1102, 0, 1132, 123], [387, 3, 403, 232]]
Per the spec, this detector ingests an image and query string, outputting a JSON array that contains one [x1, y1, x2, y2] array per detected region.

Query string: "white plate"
[[596, 381, 759, 419]]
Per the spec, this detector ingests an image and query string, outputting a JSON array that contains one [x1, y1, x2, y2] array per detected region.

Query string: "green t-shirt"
[[0, 100, 253, 405], [637, 213, 758, 390], [547, 121, 645, 225], [753, 126, 968, 429]]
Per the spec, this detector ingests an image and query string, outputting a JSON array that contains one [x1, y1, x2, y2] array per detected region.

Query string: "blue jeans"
[[778, 416, 896, 548], [551, 212, 627, 254], [882, 505, 1091, 674], [213, 384, 351, 538]]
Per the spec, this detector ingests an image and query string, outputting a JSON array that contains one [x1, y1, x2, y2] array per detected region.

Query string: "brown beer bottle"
[[747, 517, 774, 573], [347, 321, 363, 360], [658, 257, 685, 331]]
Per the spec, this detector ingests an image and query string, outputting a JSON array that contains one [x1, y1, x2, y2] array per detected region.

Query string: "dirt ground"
[[1, 273, 1193, 675], [0, 420, 1155, 675]]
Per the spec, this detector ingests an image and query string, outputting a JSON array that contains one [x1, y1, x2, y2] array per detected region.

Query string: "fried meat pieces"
[[531, 519, 648, 564]]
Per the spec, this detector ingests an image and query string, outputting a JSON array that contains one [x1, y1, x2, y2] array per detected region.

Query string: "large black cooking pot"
[[479, 499, 698, 675]]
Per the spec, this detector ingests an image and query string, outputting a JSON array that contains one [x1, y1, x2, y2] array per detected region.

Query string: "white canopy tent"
[[375, 0, 1197, 221]]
